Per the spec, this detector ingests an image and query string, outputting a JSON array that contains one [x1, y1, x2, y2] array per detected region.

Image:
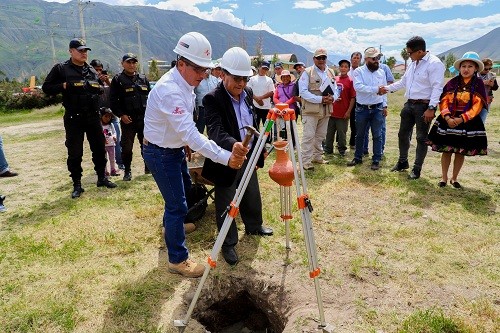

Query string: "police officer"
[[42, 38, 117, 199], [110, 53, 151, 181]]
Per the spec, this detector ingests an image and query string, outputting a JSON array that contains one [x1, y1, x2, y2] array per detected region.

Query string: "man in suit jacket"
[[202, 47, 273, 266]]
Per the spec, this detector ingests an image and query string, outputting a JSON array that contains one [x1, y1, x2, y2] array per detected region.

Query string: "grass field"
[[0, 88, 498, 333]]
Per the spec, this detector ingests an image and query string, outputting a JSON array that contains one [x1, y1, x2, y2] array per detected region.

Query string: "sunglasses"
[[370, 55, 382, 61], [228, 73, 250, 83], [484, 67, 492, 71], [315, 56, 327, 60]]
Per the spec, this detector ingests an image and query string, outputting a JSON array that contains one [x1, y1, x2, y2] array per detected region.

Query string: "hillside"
[[438, 26, 500, 60], [0, 0, 313, 81]]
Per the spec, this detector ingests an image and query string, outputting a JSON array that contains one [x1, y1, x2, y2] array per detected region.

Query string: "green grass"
[[397, 308, 473, 333]]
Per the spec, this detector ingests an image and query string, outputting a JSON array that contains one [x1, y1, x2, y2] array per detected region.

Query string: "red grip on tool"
[[228, 202, 239, 218], [309, 268, 321, 278], [281, 214, 293, 220], [207, 256, 217, 268], [297, 194, 308, 209]]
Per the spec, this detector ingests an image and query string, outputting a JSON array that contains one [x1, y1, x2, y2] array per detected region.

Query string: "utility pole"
[[77, 0, 93, 39], [50, 32, 56, 64], [136, 21, 144, 74]]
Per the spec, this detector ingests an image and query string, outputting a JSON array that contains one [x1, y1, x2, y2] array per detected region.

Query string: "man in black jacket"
[[42, 38, 117, 198], [110, 53, 151, 181], [202, 47, 273, 266]]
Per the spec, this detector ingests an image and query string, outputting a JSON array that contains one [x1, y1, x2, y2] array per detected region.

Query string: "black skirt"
[[427, 115, 487, 156]]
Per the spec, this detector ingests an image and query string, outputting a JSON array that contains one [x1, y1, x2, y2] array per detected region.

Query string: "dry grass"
[[0, 89, 498, 333]]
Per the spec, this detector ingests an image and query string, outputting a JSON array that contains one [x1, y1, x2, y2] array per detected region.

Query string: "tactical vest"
[[60, 60, 102, 115], [301, 66, 335, 116], [115, 72, 149, 118]]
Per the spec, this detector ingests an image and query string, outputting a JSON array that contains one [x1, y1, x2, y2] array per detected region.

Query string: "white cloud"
[[293, 1, 324, 9], [322, 0, 363, 14], [346, 11, 410, 20], [387, 0, 411, 3], [417, 0, 485, 11]]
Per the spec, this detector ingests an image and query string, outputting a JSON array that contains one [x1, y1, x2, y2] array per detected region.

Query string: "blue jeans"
[[479, 108, 488, 124], [363, 117, 386, 154], [111, 117, 122, 165], [143, 143, 191, 264], [354, 104, 384, 163], [0, 135, 9, 174]]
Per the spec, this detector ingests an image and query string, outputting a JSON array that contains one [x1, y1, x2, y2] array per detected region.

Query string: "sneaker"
[[390, 161, 409, 172], [408, 169, 421, 180], [118, 164, 126, 170], [97, 178, 117, 188], [347, 158, 362, 166], [303, 163, 314, 171], [184, 222, 196, 234], [168, 258, 205, 278], [312, 159, 329, 164], [123, 171, 132, 181]]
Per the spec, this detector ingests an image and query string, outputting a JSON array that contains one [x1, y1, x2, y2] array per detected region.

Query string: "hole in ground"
[[196, 291, 281, 332]]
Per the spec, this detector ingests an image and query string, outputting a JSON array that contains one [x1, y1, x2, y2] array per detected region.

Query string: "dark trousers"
[[195, 106, 206, 134], [120, 119, 145, 172], [397, 102, 431, 171], [214, 160, 263, 248], [64, 112, 106, 182]]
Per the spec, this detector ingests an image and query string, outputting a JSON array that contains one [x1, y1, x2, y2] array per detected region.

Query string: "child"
[[100, 108, 120, 177], [427, 52, 488, 188]]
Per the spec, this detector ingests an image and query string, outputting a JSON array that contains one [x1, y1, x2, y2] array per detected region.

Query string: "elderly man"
[[202, 47, 273, 266], [347, 47, 387, 171], [382, 36, 445, 179], [143, 32, 247, 278], [42, 38, 117, 198], [298, 48, 338, 170]]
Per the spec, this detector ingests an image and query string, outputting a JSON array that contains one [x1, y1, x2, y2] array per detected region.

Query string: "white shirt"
[[353, 65, 387, 107], [385, 52, 445, 107], [247, 74, 274, 109], [299, 65, 339, 104], [144, 67, 231, 166]]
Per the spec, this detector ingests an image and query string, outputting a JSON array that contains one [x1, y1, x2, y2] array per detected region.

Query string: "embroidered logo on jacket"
[[173, 106, 183, 114]]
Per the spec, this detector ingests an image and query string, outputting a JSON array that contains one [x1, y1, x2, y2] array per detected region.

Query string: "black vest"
[[60, 60, 102, 114], [114, 72, 149, 117]]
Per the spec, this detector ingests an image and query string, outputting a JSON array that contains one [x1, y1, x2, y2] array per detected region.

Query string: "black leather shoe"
[[391, 161, 409, 172], [97, 178, 117, 188], [0, 170, 18, 177], [71, 186, 85, 199], [246, 226, 273, 236], [123, 171, 132, 181], [346, 158, 362, 167], [408, 169, 421, 180], [221, 246, 239, 266]]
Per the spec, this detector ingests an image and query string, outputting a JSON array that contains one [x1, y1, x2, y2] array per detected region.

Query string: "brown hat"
[[314, 48, 327, 58]]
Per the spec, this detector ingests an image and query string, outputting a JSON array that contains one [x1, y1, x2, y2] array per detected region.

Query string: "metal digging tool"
[[174, 120, 272, 332]]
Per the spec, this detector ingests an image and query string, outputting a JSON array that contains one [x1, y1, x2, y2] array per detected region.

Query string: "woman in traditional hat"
[[427, 52, 488, 189], [273, 70, 298, 144]]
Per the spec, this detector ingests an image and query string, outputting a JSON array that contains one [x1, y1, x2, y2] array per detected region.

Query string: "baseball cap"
[[293, 61, 305, 70], [314, 48, 327, 58], [122, 53, 138, 62], [274, 62, 283, 68], [338, 59, 351, 67], [364, 47, 382, 59], [69, 38, 91, 51], [261, 61, 270, 69]]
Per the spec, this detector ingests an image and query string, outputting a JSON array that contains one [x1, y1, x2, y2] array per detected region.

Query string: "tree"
[[401, 48, 409, 70], [445, 53, 457, 77], [148, 59, 160, 81], [252, 33, 265, 67], [386, 56, 396, 69]]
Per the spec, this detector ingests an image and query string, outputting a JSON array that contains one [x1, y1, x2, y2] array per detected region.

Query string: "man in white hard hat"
[[202, 47, 273, 266], [143, 32, 248, 278]]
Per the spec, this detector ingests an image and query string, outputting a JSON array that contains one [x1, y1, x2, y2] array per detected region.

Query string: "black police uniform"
[[42, 59, 108, 185], [109, 72, 150, 175]]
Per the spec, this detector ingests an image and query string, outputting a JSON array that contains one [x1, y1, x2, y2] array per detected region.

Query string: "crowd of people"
[[2, 33, 494, 277]]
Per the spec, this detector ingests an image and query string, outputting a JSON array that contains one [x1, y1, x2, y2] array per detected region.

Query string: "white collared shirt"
[[144, 67, 231, 165], [386, 52, 445, 106], [247, 74, 274, 109], [299, 65, 339, 104], [353, 65, 387, 107]]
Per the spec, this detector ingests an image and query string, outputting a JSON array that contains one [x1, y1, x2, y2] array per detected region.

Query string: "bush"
[[0, 91, 62, 111]]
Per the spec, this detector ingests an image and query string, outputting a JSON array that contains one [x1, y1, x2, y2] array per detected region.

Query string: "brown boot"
[[169, 258, 205, 278]]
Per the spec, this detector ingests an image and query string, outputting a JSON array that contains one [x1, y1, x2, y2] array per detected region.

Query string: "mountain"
[[438, 27, 500, 60], [0, 0, 314, 81]]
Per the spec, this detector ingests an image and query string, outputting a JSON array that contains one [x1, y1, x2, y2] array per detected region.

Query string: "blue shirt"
[[195, 75, 219, 107]]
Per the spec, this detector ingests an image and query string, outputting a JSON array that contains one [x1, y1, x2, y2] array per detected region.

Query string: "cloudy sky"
[[43, 0, 499, 61]]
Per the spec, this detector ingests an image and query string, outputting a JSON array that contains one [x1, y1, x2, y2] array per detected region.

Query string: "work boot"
[[168, 258, 205, 278], [71, 180, 85, 199], [391, 160, 409, 172], [123, 171, 132, 181], [96, 177, 117, 188]]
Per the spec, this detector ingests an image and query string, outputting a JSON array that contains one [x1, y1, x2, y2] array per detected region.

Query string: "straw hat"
[[276, 69, 295, 83], [453, 51, 484, 72]]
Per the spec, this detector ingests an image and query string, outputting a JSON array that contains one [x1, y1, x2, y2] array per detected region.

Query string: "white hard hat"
[[173, 32, 214, 68], [220, 47, 253, 76]]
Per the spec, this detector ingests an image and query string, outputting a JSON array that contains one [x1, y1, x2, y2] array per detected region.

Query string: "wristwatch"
[[428, 105, 437, 111]]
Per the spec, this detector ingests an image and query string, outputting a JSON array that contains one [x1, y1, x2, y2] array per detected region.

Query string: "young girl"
[[427, 52, 488, 188], [100, 108, 120, 177]]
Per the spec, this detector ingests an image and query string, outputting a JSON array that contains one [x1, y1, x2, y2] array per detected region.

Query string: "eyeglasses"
[[407, 49, 418, 55], [227, 73, 250, 83], [370, 55, 382, 61], [182, 58, 209, 74], [484, 67, 492, 71], [315, 56, 327, 60]]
